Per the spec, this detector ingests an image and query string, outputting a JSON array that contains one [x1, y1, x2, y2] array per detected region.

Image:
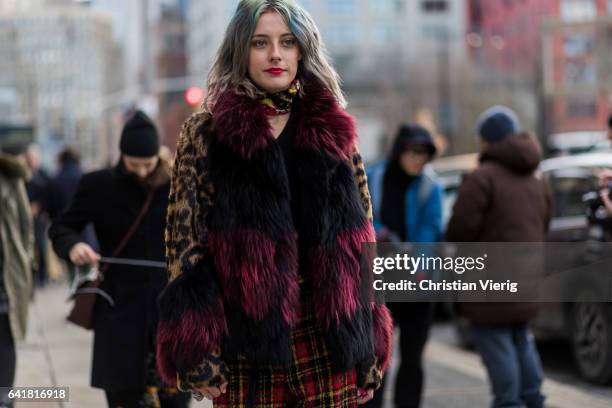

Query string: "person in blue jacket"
[[365, 124, 443, 408]]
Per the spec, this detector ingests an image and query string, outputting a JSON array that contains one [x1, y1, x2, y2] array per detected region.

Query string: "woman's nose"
[[269, 42, 282, 61]]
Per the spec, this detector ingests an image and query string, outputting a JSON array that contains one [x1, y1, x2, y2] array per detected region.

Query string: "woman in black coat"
[[49, 111, 189, 408]]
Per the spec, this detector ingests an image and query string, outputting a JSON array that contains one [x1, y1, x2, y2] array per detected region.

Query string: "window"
[[565, 98, 598, 118], [421, 0, 448, 13], [609, 0, 612, 14], [371, 0, 396, 14], [561, 0, 596, 22], [325, 25, 356, 45], [563, 32, 594, 57], [564, 61, 596, 87], [550, 172, 597, 217], [328, 0, 355, 15], [372, 24, 398, 44]]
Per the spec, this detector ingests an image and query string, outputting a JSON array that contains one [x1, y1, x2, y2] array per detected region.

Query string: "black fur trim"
[[325, 305, 374, 370], [158, 255, 222, 324]]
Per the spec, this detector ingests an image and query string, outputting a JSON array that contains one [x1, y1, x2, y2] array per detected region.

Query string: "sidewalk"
[[382, 330, 612, 408], [15, 283, 211, 408]]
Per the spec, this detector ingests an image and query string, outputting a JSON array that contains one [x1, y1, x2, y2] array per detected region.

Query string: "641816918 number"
[[2, 387, 69, 401]]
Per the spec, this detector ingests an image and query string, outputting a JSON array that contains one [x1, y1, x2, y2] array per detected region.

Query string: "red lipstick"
[[265, 68, 285, 75]]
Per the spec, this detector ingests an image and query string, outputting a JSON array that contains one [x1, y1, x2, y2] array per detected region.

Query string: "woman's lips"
[[265, 68, 285, 75]]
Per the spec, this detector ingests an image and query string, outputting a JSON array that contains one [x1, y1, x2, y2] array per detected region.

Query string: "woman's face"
[[248, 11, 301, 93], [399, 145, 430, 176]]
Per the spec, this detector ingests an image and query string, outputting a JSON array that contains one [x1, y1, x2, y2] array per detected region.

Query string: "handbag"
[[66, 190, 156, 329]]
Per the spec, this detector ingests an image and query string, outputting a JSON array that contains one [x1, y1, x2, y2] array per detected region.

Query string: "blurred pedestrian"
[[365, 124, 443, 408], [49, 111, 189, 408], [155, 1, 393, 406], [0, 145, 34, 408], [46, 147, 98, 283], [446, 106, 552, 408], [24, 144, 51, 287], [46, 147, 82, 221]]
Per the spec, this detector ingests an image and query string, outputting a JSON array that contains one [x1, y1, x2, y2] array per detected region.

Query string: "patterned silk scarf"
[[258, 79, 301, 116]]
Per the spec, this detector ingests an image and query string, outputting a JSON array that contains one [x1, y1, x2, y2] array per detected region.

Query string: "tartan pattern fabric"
[[213, 295, 358, 407]]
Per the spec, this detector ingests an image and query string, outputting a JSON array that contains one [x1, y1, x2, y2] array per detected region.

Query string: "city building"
[[466, 0, 557, 75], [0, 1, 117, 168], [541, 0, 612, 136], [154, 1, 191, 150], [88, 0, 195, 157]]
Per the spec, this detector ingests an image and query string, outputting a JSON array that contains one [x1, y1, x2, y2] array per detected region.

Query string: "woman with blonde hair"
[[156, 1, 393, 406]]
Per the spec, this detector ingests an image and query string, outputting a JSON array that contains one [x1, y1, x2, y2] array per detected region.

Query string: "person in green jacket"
[[0, 145, 34, 408]]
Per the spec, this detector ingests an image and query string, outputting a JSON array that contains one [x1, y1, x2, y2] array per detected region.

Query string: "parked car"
[[535, 152, 612, 384], [547, 131, 608, 156], [440, 151, 612, 384]]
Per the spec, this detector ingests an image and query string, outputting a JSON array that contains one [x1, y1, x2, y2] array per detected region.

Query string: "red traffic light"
[[185, 86, 204, 106]]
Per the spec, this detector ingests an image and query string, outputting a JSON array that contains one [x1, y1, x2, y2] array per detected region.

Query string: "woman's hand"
[[193, 382, 228, 401], [178, 349, 229, 401], [357, 387, 374, 404], [69, 242, 100, 265]]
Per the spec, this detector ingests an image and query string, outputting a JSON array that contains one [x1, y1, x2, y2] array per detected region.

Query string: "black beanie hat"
[[119, 110, 160, 157], [390, 124, 437, 161]]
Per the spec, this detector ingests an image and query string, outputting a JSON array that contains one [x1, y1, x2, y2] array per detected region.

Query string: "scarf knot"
[[258, 79, 300, 116]]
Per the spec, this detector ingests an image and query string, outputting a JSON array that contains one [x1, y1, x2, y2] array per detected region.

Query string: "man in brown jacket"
[[446, 106, 552, 408]]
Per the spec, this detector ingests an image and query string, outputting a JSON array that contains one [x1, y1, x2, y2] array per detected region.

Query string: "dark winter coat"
[[156, 77, 393, 388], [446, 132, 553, 324], [46, 161, 83, 220], [48, 160, 171, 391]]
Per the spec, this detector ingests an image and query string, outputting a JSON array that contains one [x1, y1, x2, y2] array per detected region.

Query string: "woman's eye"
[[282, 38, 296, 47], [252, 39, 266, 48]]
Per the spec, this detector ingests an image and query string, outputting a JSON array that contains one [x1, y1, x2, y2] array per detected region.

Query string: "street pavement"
[[14, 284, 612, 407], [14, 283, 211, 408]]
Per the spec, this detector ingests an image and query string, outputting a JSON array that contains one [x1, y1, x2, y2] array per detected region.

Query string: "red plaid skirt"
[[213, 298, 357, 407]]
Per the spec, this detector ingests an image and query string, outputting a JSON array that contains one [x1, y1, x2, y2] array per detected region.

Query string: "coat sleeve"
[[414, 182, 444, 243], [445, 170, 490, 242], [47, 174, 95, 259], [156, 113, 228, 388], [350, 147, 393, 382], [16, 179, 34, 298], [350, 148, 373, 222]]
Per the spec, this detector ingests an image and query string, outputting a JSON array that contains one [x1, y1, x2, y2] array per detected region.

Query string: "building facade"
[[0, 3, 116, 168], [155, 2, 191, 150], [541, 0, 612, 135], [466, 0, 557, 75]]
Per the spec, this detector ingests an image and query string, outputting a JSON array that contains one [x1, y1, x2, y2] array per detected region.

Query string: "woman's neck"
[[268, 113, 290, 139]]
